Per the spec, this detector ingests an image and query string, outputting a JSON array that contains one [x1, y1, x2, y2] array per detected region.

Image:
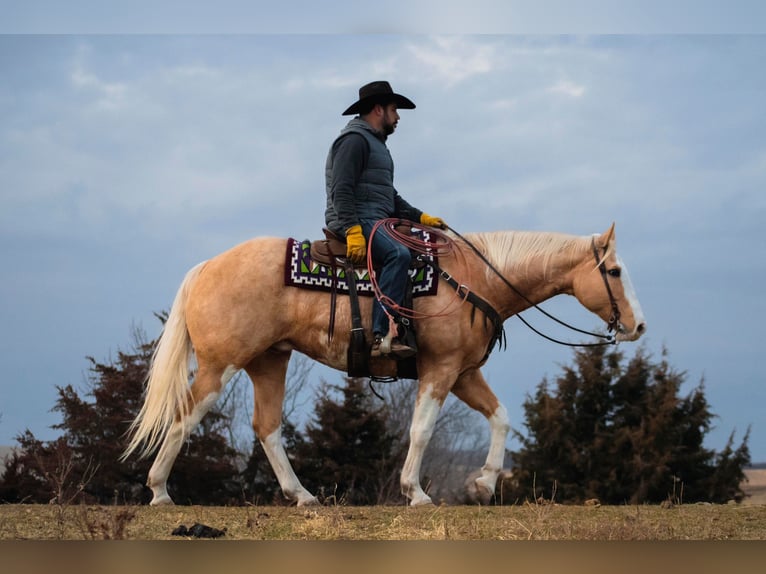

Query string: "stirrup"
[[371, 334, 416, 359]]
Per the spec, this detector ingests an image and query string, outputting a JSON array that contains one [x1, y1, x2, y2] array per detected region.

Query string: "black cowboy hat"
[[342, 81, 416, 116]]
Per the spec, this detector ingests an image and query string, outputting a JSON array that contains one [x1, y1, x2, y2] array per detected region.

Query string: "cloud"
[[406, 36, 497, 86], [547, 79, 586, 98], [70, 50, 128, 111]]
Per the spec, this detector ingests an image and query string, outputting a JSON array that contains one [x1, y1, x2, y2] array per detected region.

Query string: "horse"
[[123, 222, 646, 506]]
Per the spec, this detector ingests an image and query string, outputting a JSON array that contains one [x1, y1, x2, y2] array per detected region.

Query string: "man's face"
[[381, 103, 400, 135]]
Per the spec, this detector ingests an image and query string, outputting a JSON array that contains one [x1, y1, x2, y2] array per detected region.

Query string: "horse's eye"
[[607, 268, 621, 278]]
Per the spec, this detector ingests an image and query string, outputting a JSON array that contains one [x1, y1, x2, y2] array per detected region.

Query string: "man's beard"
[[382, 119, 396, 135]]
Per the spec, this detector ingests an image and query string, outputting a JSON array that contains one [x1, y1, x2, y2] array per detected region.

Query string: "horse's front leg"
[[400, 379, 452, 506], [451, 368, 510, 504]]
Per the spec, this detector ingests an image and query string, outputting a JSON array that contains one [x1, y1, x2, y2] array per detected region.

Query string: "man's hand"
[[420, 213, 446, 229], [345, 225, 367, 264]]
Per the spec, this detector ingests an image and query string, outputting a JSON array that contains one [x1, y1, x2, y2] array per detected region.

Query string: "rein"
[[445, 225, 617, 348]]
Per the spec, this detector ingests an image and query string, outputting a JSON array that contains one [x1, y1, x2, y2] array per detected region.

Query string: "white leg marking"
[[147, 420, 184, 505], [401, 386, 442, 506], [260, 428, 317, 506], [147, 392, 220, 506], [474, 404, 510, 501]]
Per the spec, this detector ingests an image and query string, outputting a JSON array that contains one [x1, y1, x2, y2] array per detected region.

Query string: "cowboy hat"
[[342, 81, 416, 116]]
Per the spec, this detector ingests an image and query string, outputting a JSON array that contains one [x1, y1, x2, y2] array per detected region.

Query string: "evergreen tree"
[[292, 378, 403, 505], [703, 429, 751, 503], [508, 345, 750, 505], [0, 329, 242, 505]]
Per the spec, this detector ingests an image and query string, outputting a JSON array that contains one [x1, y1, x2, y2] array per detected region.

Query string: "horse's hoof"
[[296, 495, 319, 507], [410, 494, 434, 507], [150, 495, 175, 506], [473, 478, 495, 504]]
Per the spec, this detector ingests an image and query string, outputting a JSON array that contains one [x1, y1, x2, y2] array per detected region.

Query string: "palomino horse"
[[123, 222, 646, 506]]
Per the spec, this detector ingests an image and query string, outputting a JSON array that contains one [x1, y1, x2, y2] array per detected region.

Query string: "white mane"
[[466, 230, 595, 281]]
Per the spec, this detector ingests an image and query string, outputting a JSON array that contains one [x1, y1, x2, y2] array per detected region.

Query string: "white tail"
[[122, 262, 206, 460]]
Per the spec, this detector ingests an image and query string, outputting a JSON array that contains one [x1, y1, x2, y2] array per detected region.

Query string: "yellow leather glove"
[[420, 213, 446, 229], [345, 224, 367, 264]]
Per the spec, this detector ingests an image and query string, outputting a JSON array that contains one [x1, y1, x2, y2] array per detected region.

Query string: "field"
[[2, 499, 765, 540], [1, 470, 764, 541], [0, 501, 765, 540]]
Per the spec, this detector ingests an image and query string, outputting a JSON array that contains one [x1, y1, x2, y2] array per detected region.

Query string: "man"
[[324, 81, 446, 358]]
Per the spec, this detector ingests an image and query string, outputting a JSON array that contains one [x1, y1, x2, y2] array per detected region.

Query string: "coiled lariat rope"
[[367, 219, 472, 326], [366, 218, 616, 348]]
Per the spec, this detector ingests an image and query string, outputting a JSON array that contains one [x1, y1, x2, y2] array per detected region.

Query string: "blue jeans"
[[361, 219, 412, 336]]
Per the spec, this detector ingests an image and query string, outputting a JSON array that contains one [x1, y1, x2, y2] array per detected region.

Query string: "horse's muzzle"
[[616, 321, 646, 342]]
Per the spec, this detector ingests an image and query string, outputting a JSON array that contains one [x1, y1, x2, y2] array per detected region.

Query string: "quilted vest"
[[325, 119, 396, 233]]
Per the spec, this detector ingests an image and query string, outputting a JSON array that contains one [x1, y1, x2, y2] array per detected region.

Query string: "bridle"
[[591, 237, 622, 334]]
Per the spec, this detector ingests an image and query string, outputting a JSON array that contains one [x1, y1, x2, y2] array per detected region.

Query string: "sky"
[[1, 3, 765, 466]]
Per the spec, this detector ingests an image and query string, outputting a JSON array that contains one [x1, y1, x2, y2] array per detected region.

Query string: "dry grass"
[[1, 470, 763, 541], [1, 501, 764, 540]]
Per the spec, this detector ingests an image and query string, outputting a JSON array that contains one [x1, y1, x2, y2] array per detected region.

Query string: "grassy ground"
[[1, 469, 763, 541], [1, 502, 764, 540]]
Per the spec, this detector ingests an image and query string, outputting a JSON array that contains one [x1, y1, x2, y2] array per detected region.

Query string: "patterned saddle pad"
[[284, 238, 438, 297]]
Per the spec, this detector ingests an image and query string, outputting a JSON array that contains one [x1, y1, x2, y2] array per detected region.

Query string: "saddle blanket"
[[284, 237, 438, 297]]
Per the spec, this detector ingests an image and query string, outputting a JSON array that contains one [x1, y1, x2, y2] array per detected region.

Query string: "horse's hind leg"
[[245, 350, 318, 507], [451, 368, 510, 504], [147, 363, 237, 505]]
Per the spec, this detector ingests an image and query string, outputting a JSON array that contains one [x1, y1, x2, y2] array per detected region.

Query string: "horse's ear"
[[596, 222, 616, 248]]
